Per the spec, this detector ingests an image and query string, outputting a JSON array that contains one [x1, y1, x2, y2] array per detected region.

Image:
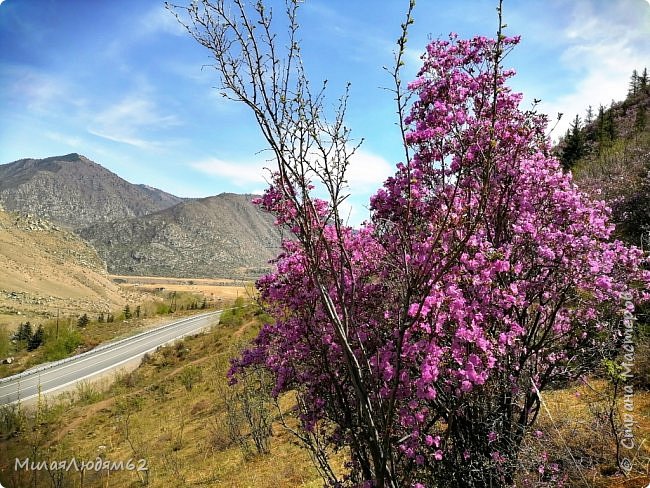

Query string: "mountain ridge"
[[0, 153, 281, 278], [0, 154, 184, 229], [78, 192, 281, 278]]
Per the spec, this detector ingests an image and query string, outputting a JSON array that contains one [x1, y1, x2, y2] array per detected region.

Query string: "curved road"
[[0, 310, 222, 405]]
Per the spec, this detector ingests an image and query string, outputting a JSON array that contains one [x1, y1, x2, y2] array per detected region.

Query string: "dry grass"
[[517, 378, 650, 487], [1, 312, 648, 487], [0, 315, 322, 488], [110, 275, 252, 302]]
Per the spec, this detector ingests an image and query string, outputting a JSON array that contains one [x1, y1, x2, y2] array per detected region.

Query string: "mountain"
[[0, 154, 183, 229], [78, 193, 283, 279], [0, 207, 128, 323]]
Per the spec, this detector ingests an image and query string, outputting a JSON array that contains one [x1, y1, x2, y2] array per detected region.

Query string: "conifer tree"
[[606, 109, 616, 141], [77, 314, 90, 328], [561, 114, 585, 170], [629, 69, 639, 96], [27, 325, 45, 351], [15, 321, 33, 343], [585, 105, 594, 124], [597, 104, 605, 137]]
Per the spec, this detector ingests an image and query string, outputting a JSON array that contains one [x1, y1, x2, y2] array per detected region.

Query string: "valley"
[[0, 155, 267, 382], [0, 154, 282, 280]]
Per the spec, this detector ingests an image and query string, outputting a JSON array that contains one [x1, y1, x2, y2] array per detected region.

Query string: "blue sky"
[[1, 0, 649, 225]]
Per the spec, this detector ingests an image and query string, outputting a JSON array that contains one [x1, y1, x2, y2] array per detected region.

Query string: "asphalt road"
[[0, 310, 222, 405]]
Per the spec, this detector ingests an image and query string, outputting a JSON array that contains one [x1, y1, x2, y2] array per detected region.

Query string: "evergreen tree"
[[597, 104, 605, 137], [561, 114, 585, 170], [15, 321, 33, 343], [596, 105, 616, 150], [27, 325, 45, 351], [77, 314, 90, 328], [123, 304, 132, 320], [605, 109, 616, 141], [98, 313, 105, 323], [583, 105, 597, 143], [641, 68, 648, 92], [629, 69, 639, 96], [135, 305, 141, 318]]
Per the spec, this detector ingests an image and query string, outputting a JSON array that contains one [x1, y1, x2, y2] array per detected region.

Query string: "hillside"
[[559, 69, 650, 246], [78, 193, 283, 279], [0, 154, 183, 229], [1, 304, 647, 488], [0, 207, 129, 328]]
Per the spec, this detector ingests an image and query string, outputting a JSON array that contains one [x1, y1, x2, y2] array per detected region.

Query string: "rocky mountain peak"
[[0, 154, 184, 229]]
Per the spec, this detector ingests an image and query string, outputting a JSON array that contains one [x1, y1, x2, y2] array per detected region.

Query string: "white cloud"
[[96, 97, 180, 128], [89, 97, 182, 150], [2, 66, 72, 114], [140, 5, 186, 37], [190, 158, 270, 187], [44, 131, 84, 148], [87, 129, 161, 150], [189, 147, 393, 205], [538, 0, 650, 137], [346, 148, 394, 193]]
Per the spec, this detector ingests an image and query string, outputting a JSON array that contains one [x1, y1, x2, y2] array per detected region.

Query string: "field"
[[109, 275, 254, 303]]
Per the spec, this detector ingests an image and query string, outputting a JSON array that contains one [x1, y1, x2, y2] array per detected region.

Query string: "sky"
[[0, 0, 649, 225]]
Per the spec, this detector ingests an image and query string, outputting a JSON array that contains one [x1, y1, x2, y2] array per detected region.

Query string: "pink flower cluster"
[[232, 34, 649, 486]]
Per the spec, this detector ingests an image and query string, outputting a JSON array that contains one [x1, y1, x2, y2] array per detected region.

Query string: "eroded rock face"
[[78, 193, 282, 279], [0, 154, 282, 279], [0, 154, 183, 230]]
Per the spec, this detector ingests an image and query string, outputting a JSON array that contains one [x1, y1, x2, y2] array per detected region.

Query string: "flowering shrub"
[[231, 33, 649, 488]]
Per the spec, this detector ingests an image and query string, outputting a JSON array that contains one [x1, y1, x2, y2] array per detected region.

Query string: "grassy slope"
[[0, 313, 323, 488], [0, 209, 130, 330], [0, 307, 647, 487]]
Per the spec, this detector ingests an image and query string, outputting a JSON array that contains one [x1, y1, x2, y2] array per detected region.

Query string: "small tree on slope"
[[173, 1, 649, 486]]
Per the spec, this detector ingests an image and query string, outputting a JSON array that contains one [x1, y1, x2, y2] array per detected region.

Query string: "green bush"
[[41, 326, 82, 362], [179, 365, 203, 391], [75, 380, 102, 404], [156, 303, 171, 315], [0, 403, 25, 437], [219, 297, 248, 327], [77, 313, 90, 328]]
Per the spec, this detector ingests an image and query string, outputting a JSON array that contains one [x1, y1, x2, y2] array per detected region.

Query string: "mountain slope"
[[0, 207, 128, 324], [78, 193, 283, 278], [0, 154, 183, 229], [562, 74, 650, 246]]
